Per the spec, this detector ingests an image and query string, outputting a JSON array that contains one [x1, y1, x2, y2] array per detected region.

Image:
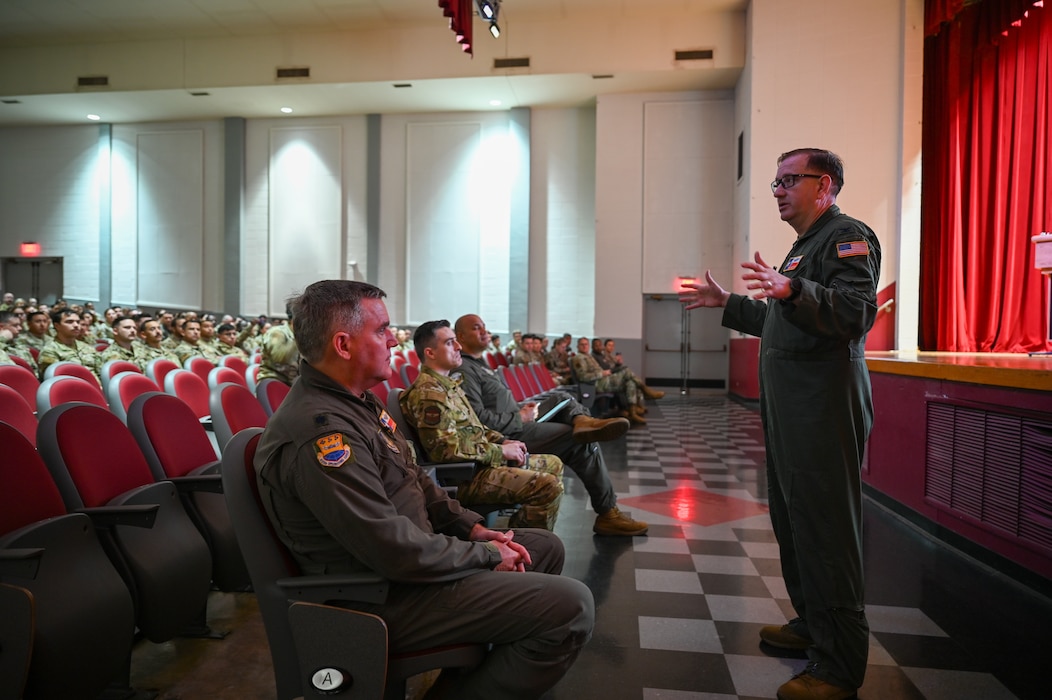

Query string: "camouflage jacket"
[[570, 352, 606, 384], [259, 324, 299, 385], [98, 342, 138, 365], [37, 338, 101, 379], [399, 365, 505, 468], [134, 344, 181, 372]]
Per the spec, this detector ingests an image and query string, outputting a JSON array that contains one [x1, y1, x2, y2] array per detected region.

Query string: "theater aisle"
[[131, 395, 1050, 699]]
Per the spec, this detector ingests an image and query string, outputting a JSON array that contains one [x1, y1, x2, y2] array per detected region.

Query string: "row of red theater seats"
[[0, 366, 291, 699], [1, 357, 296, 694]]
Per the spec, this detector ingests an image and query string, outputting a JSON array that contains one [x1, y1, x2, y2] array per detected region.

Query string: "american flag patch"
[[783, 256, 803, 271], [836, 240, 870, 258]]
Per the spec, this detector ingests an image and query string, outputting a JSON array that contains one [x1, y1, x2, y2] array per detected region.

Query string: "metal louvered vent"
[[926, 401, 1052, 554], [276, 67, 310, 79], [494, 57, 529, 69], [674, 49, 714, 61]]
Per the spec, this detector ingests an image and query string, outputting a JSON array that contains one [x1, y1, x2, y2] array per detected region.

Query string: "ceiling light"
[[476, 0, 499, 21], [490, 100, 502, 106], [280, 107, 293, 114], [86, 114, 101, 121], [489, 22, 501, 38]]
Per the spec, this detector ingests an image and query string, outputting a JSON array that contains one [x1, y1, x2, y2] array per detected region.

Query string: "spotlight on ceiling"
[[476, 0, 501, 38]]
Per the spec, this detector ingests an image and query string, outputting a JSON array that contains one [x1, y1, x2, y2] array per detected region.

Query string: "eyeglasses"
[[770, 173, 823, 192]]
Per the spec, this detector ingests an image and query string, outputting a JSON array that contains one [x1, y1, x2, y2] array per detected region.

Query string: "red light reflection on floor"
[[618, 486, 768, 527]]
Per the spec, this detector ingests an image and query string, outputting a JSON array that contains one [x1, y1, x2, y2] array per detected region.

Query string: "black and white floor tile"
[[550, 394, 1048, 700]]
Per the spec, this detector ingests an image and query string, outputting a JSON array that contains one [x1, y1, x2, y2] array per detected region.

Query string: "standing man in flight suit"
[[680, 148, 880, 700]]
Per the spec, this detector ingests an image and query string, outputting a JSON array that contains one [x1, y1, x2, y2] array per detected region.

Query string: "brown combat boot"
[[760, 622, 813, 650], [642, 385, 665, 400], [776, 664, 856, 700], [593, 506, 649, 536], [572, 415, 630, 443], [628, 405, 647, 425]]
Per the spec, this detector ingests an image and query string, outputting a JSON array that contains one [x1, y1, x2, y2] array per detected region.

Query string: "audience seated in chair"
[[399, 320, 565, 531], [136, 317, 180, 370], [454, 314, 647, 537], [253, 280, 594, 699], [98, 316, 140, 366], [0, 309, 38, 375], [570, 336, 664, 426], [37, 309, 101, 381]]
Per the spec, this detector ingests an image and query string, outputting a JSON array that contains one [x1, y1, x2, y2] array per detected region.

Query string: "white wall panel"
[[642, 100, 734, 294], [267, 125, 343, 316], [136, 130, 204, 309], [0, 126, 99, 302], [405, 121, 482, 325], [530, 107, 596, 337]]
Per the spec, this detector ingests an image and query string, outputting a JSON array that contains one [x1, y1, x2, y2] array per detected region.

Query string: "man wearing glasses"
[[680, 149, 880, 700]]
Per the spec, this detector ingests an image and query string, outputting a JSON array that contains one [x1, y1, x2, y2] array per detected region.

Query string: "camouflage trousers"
[[596, 368, 644, 407], [457, 454, 564, 530]]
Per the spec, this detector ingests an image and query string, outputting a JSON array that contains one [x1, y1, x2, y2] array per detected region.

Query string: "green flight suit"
[[722, 205, 880, 690]]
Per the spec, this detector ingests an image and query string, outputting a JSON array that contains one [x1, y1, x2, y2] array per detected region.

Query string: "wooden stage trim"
[[865, 351, 1052, 392]]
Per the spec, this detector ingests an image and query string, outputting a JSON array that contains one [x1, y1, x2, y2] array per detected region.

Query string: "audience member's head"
[[111, 316, 138, 348], [217, 323, 238, 347], [453, 314, 489, 356], [415, 319, 461, 373], [26, 311, 49, 337], [138, 318, 164, 348], [289, 280, 387, 365], [51, 309, 81, 343]]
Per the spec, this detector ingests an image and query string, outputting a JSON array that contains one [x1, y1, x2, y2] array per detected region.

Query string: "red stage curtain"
[[920, 0, 1052, 352], [438, 0, 474, 55]]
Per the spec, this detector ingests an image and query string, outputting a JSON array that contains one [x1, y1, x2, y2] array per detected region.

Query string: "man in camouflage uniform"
[[16, 310, 50, 356], [455, 314, 647, 537], [259, 320, 299, 385], [99, 316, 140, 365], [174, 319, 221, 364], [571, 337, 663, 425], [215, 323, 249, 358], [37, 309, 102, 380], [162, 316, 185, 351], [135, 318, 180, 370], [400, 320, 564, 531], [512, 334, 543, 366], [545, 335, 572, 384], [0, 310, 37, 373]]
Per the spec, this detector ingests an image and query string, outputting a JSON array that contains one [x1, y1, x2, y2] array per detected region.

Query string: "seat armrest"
[[429, 461, 477, 487], [0, 548, 44, 579], [277, 573, 390, 605], [76, 504, 159, 529], [168, 473, 224, 494]]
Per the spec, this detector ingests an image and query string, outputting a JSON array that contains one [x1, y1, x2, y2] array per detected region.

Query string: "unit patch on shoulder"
[[314, 433, 354, 469], [422, 405, 442, 426], [783, 256, 803, 272], [836, 240, 870, 258]]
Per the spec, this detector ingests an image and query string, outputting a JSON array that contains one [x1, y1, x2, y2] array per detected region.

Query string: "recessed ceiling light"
[[86, 114, 101, 121], [489, 100, 502, 107], [280, 107, 293, 114]]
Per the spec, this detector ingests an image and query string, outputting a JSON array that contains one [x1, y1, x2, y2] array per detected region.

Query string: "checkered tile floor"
[[549, 394, 1049, 700]]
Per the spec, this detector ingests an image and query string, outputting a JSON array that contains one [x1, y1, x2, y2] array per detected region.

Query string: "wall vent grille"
[[77, 76, 109, 87], [674, 49, 714, 61], [494, 57, 530, 69], [926, 401, 1052, 554], [276, 67, 310, 79]]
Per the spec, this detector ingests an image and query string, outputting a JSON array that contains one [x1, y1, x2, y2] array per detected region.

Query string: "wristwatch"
[[786, 277, 802, 301]]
